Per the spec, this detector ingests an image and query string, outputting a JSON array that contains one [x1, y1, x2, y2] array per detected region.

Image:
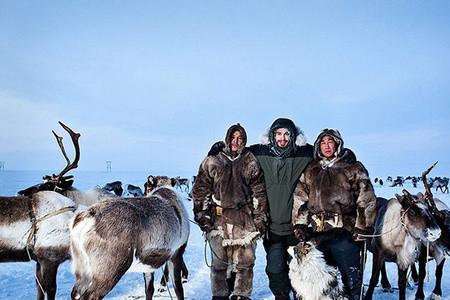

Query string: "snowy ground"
[[0, 171, 449, 299]]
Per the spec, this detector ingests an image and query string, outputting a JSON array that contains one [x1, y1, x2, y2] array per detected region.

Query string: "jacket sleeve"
[[292, 172, 310, 226], [353, 162, 377, 230], [192, 157, 214, 217], [247, 158, 268, 223]]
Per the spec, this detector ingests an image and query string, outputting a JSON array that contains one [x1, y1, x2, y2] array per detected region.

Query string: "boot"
[[274, 291, 290, 300], [230, 296, 251, 300]]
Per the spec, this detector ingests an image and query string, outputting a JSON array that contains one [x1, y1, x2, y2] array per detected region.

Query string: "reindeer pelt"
[[70, 186, 189, 300], [288, 242, 345, 300]]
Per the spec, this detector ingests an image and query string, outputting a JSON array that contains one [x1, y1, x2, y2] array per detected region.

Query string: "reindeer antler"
[[52, 121, 81, 178], [422, 161, 438, 212]]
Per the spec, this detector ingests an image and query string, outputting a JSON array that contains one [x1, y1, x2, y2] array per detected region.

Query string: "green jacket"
[[248, 143, 313, 235]]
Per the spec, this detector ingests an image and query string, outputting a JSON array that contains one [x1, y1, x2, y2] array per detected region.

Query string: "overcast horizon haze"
[[1, 1, 450, 178]]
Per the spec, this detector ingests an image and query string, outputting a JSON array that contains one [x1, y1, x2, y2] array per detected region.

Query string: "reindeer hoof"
[[382, 287, 394, 293], [158, 287, 167, 293], [430, 293, 442, 300], [182, 278, 188, 283]]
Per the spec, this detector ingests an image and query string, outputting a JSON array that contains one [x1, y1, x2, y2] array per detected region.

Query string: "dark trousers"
[[316, 229, 363, 300], [263, 232, 298, 295]]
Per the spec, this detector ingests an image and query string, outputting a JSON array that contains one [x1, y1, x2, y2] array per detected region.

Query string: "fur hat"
[[313, 128, 344, 159]]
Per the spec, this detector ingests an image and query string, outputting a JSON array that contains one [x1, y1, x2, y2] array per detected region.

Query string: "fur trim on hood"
[[260, 117, 307, 146], [223, 123, 247, 156], [313, 128, 344, 159]]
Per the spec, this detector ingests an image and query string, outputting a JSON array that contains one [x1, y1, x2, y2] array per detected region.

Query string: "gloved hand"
[[207, 141, 225, 156], [254, 218, 267, 236], [194, 211, 213, 232], [293, 224, 312, 241], [352, 227, 372, 241]]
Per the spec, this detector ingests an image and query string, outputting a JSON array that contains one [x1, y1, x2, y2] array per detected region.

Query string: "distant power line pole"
[[106, 161, 112, 172], [0, 161, 4, 171]]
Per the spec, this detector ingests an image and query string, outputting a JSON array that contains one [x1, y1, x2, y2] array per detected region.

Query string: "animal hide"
[[288, 241, 345, 300]]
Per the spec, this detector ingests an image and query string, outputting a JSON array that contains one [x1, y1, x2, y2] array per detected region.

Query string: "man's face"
[[231, 130, 243, 152], [274, 128, 291, 149], [320, 135, 337, 159]]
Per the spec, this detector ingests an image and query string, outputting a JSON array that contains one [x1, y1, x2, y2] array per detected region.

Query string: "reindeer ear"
[[171, 178, 177, 187], [395, 193, 402, 202]]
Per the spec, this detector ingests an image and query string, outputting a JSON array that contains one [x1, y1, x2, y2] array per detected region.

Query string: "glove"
[[254, 218, 267, 236], [207, 141, 225, 156], [293, 224, 312, 241], [195, 211, 213, 232], [352, 227, 372, 241]]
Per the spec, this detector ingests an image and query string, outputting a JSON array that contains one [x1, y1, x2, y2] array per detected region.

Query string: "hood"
[[313, 128, 344, 159], [223, 123, 247, 156], [265, 117, 306, 157]]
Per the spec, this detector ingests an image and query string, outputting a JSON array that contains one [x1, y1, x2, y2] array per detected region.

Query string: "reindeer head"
[[144, 175, 177, 196], [18, 122, 80, 197], [395, 190, 441, 242]]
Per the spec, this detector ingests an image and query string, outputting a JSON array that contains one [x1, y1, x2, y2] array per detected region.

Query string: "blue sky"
[[1, 1, 449, 178]]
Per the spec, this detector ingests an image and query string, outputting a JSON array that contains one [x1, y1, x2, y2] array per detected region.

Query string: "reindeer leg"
[[364, 253, 384, 300], [398, 266, 408, 300], [36, 260, 59, 300], [415, 247, 427, 300], [410, 263, 419, 284], [158, 265, 169, 292], [432, 259, 444, 299], [364, 252, 382, 300], [169, 246, 186, 300], [380, 262, 393, 293], [144, 272, 155, 300]]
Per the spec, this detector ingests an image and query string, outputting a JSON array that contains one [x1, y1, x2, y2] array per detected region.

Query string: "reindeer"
[[124, 183, 144, 197], [381, 164, 450, 300], [143, 175, 189, 292], [433, 177, 449, 193], [390, 176, 404, 187], [364, 166, 442, 300], [70, 175, 190, 300], [0, 191, 78, 300], [173, 176, 190, 194], [0, 122, 89, 300]]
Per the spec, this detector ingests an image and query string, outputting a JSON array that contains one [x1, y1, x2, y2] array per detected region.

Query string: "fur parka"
[[192, 124, 268, 246], [292, 130, 377, 234]]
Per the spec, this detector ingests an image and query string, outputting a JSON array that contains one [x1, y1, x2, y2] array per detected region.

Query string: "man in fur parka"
[[192, 123, 268, 300], [292, 128, 377, 300]]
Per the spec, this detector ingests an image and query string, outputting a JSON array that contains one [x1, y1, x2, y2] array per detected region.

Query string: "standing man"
[[292, 128, 377, 300], [192, 123, 268, 300], [250, 118, 313, 299]]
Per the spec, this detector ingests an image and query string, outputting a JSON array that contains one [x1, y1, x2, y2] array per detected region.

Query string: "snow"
[[0, 171, 449, 299]]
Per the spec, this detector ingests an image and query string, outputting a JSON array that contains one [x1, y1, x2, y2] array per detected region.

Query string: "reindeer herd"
[[1, 122, 450, 300], [374, 175, 449, 193]]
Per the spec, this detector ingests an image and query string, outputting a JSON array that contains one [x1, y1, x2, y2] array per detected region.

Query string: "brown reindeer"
[[380, 163, 450, 300], [364, 171, 442, 300], [70, 175, 190, 300], [0, 122, 86, 300]]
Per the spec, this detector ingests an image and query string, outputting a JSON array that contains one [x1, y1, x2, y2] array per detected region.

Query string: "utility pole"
[[0, 161, 4, 171], [106, 161, 112, 172]]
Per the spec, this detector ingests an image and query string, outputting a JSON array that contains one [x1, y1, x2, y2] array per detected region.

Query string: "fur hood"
[[260, 117, 307, 146], [313, 128, 344, 160], [223, 123, 247, 156]]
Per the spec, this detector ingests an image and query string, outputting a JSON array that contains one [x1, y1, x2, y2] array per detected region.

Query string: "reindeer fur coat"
[[192, 124, 268, 247], [292, 130, 377, 234]]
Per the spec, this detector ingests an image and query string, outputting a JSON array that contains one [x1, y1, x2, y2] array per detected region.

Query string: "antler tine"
[[51, 129, 70, 166], [56, 121, 81, 178], [421, 161, 438, 212]]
